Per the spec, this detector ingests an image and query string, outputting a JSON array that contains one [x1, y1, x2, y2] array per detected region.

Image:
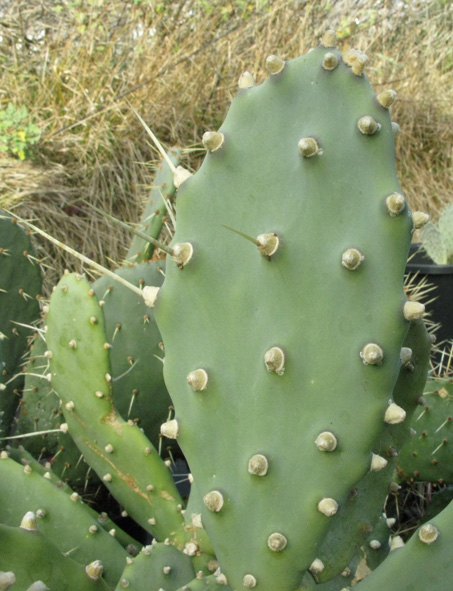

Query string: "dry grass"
[[0, 0, 451, 291]]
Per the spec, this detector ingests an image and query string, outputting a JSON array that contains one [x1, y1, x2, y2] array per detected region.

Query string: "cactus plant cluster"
[[2, 30, 453, 591]]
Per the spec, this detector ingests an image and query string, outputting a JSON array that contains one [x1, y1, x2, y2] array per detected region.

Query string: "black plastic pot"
[[406, 243, 453, 345]]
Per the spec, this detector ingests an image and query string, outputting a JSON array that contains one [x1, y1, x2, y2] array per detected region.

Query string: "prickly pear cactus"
[[397, 376, 453, 483], [154, 36, 430, 590], [14, 260, 172, 488], [0, 212, 42, 437], [91, 261, 171, 448], [126, 148, 180, 264]]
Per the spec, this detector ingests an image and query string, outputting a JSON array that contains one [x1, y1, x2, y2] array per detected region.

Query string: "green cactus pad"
[[0, 522, 111, 591], [0, 453, 127, 587], [5, 445, 140, 551], [92, 262, 171, 449], [13, 333, 100, 487], [45, 273, 188, 546], [155, 43, 424, 590], [174, 573, 233, 591], [354, 498, 453, 590], [16, 261, 171, 484], [13, 335, 62, 456], [126, 148, 180, 263], [0, 213, 42, 437], [114, 542, 195, 591], [397, 377, 453, 483]]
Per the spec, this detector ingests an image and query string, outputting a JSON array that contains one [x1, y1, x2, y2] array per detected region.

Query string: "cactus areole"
[[154, 39, 429, 591]]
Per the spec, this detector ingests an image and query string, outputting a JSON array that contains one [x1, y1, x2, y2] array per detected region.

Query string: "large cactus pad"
[[154, 41, 429, 590]]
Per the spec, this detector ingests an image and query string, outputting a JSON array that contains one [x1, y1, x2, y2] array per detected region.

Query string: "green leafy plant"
[[0, 103, 41, 161]]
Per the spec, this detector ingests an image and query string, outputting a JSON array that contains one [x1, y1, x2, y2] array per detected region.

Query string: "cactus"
[[44, 272, 190, 547], [14, 260, 172, 485], [91, 261, 171, 448], [420, 204, 453, 264], [355, 498, 453, 591], [0, 212, 42, 437], [2, 31, 451, 591], [153, 38, 430, 591], [0, 521, 111, 591], [5, 444, 141, 550], [0, 452, 129, 587], [397, 376, 453, 484], [12, 155, 176, 481], [126, 148, 180, 263], [113, 542, 195, 591]]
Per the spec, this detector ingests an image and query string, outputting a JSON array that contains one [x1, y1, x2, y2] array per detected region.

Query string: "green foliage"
[[0, 103, 41, 161]]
